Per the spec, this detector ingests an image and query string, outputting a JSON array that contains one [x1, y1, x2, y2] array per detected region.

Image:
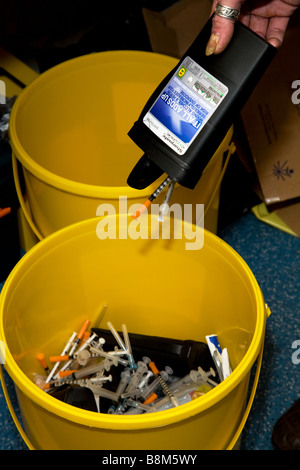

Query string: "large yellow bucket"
[[0, 215, 269, 450], [9, 51, 234, 242]]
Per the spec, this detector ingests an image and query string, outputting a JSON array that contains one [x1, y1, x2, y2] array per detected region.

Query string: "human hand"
[[206, 0, 300, 55]]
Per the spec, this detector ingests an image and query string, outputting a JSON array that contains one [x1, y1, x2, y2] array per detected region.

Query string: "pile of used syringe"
[[34, 318, 231, 414]]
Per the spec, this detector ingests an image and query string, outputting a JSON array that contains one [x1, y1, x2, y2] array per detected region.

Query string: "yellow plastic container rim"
[[0, 216, 268, 433], [9, 51, 179, 200], [9, 50, 233, 201]]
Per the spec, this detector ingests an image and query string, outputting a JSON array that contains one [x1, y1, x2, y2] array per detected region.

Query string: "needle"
[[131, 176, 173, 220], [157, 179, 176, 222]]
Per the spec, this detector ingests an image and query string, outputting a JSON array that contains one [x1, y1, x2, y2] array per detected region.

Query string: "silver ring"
[[215, 3, 240, 21]]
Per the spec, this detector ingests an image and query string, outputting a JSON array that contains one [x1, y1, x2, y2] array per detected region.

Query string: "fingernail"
[[205, 33, 219, 56], [268, 37, 281, 48]]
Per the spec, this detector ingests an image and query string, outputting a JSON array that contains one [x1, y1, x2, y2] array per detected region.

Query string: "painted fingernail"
[[205, 33, 219, 56]]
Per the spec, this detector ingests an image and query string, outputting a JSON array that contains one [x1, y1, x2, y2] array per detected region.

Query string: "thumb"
[[206, 1, 243, 55]]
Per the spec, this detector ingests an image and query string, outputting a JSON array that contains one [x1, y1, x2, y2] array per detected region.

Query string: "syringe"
[[131, 176, 174, 220], [149, 361, 179, 407], [157, 178, 176, 222]]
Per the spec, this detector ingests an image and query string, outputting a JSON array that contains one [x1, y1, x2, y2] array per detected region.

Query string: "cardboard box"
[[239, 10, 300, 236], [274, 200, 300, 236], [142, 0, 212, 58], [240, 10, 300, 235]]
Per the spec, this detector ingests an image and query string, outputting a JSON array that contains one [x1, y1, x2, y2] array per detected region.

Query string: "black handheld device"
[[127, 15, 276, 190]]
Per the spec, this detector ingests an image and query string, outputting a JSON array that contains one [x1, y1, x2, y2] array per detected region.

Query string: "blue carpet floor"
[[1, 211, 299, 450], [219, 212, 300, 450]]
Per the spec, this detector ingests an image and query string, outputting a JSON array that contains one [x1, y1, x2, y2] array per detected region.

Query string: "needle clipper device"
[[127, 15, 276, 217]]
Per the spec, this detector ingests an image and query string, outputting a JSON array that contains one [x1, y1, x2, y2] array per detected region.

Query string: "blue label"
[[149, 79, 209, 144], [143, 57, 228, 155]]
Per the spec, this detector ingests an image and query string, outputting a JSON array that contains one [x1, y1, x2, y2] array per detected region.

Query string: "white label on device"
[[143, 56, 228, 155]]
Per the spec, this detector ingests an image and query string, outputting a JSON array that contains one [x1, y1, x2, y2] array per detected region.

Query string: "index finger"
[[206, 0, 245, 55]]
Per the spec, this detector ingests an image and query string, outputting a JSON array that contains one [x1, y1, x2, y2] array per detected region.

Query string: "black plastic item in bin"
[[0, 140, 20, 282], [92, 328, 217, 377], [91, 328, 218, 414]]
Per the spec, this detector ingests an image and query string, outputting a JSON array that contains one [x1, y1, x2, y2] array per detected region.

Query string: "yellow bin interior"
[[0, 215, 266, 450], [9, 50, 233, 240]]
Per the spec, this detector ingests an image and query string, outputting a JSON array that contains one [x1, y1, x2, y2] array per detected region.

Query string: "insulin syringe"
[[131, 176, 175, 220]]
